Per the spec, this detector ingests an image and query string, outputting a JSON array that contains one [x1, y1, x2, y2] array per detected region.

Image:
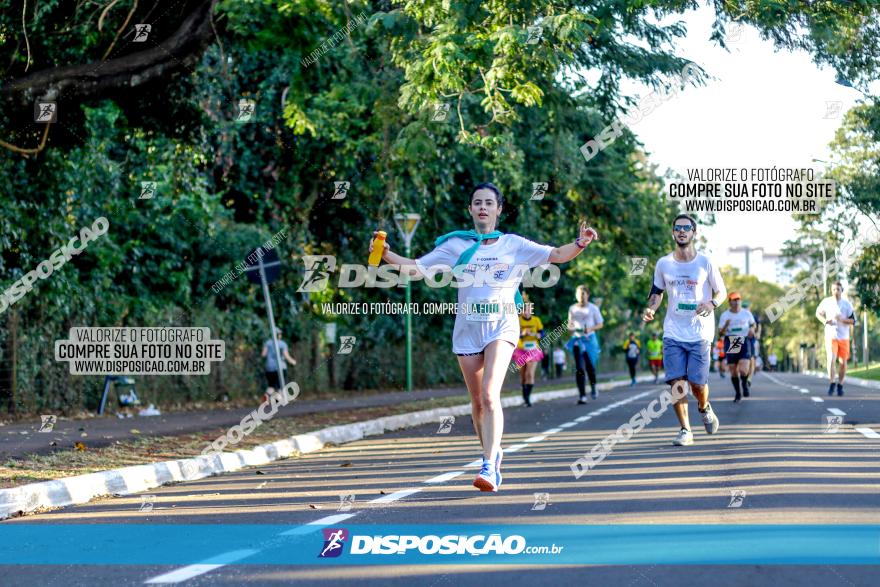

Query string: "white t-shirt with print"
[[567, 303, 603, 332], [718, 309, 756, 341], [817, 296, 855, 340], [415, 234, 553, 354], [652, 252, 726, 343]]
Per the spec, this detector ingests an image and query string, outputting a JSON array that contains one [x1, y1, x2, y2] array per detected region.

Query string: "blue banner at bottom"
[[1, 524, 879, 565]]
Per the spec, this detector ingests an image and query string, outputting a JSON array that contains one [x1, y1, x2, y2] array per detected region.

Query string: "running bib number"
[[465, 297, 502, 322], [727, 336, 745, 354], [674, 300, 698, 316], [523, 341, 538, 350]]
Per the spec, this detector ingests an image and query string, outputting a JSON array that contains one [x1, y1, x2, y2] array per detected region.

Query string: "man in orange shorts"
[[815, 282, 856, 396]]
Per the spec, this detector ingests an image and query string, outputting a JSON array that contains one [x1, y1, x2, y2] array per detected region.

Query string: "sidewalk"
[[803, 370, 880, 391], [0, 371, 629, 460]]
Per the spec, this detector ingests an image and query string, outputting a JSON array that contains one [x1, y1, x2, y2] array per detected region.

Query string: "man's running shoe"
[[577, 397, 587, 405], [742, 387, 750, 398], [733, 391, 741, 403], [700, 402, 720, 434], [495, 449, 503, 488], [672, 428, 693, 446], [473, 460, 498, 492], [590, 388, 598, 400], [837, 383, 844, 397], [828, 382, 836, 396]]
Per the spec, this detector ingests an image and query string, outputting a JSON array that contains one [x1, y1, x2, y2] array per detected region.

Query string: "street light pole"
[[394, 213, 421, 391]]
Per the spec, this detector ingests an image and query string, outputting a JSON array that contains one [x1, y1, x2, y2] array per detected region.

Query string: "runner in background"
[[768, 351, 778, 372], [647, 332, 663, 384], [553, 347, 567, 379], [743, 300, 760, 385], [261, 328, 297, 403], [715, 338, 726, 378], [623, 332, 641, 386], [718, 292, 756, 403], [566, 285, 603, 403], [815, 281, 856, 397], [513, 299, 544, 407]]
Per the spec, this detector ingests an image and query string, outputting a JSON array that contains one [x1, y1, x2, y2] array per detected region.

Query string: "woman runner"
[[512, 297, 544, 407], [370, 182, 598, 492]]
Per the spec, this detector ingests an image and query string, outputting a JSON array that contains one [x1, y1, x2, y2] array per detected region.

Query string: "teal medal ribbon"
[[433, 230, 525, 311]]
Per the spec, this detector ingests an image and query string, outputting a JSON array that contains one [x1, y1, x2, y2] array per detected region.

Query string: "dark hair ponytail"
[[471, 182, 505, 208]]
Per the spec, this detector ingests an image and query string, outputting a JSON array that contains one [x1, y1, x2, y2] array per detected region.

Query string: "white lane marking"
[[855, 427, 880, 439], [504, 443, 528, 453], [524, 435, 547, 443], [811, 397, 824, 403], [542, 427, 563, 434], [280, 514, 357, 536], [424, 471, 464, 484], [799, 388, 810, 393], [558, 422, 577, 429], [827, 408, 846, 416], [370, 488, 421, 504], [575, 416, 591, 422], [464, 458, 483, 468], [144, 550, 259, 584]]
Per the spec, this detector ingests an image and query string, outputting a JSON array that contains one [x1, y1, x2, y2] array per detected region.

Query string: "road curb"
[[0, 376, 647, 520], [804, 370, 880, 390]]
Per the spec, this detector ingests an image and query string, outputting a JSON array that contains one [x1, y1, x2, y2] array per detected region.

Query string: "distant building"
[[721, 246, 800, 285]]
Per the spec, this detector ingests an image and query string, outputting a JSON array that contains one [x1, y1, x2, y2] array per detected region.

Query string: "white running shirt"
[[817, 296, 855, 340], [567, 303, 603, 333], [652, 252, 726, 343], [415, 234, 553, 354], [718, 309, 756, 340]]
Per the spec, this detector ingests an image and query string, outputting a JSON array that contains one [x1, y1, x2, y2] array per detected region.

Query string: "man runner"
[[643, 214, 727, 446], [816, 281, 856, 396], [742, 300, 760, 385], [718, 292, 756, 402]]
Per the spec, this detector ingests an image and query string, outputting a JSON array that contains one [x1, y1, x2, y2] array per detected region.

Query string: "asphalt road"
[[3, 371, 879, 586]]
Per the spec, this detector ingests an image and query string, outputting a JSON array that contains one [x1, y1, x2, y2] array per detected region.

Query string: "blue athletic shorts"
[[663, 338, 711, 385]]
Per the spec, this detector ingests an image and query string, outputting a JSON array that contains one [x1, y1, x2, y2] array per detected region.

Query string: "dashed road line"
[[855, 427, 880, 439]]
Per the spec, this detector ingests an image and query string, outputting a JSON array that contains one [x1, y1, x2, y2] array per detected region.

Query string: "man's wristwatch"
[[710, 299, 719, 308]]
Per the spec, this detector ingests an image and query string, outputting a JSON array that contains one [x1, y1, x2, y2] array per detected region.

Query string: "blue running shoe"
[[473, 460, 497, 492], [495, 449, 504, 488]]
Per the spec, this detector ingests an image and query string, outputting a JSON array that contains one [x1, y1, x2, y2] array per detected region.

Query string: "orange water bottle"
[[368, 231, 387, 266]]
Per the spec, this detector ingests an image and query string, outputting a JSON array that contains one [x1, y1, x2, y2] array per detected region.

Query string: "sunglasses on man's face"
[[673, 224, 694, 232]]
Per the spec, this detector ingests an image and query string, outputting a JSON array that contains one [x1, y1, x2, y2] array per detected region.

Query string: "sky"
[[615, 4, 869, 280]]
